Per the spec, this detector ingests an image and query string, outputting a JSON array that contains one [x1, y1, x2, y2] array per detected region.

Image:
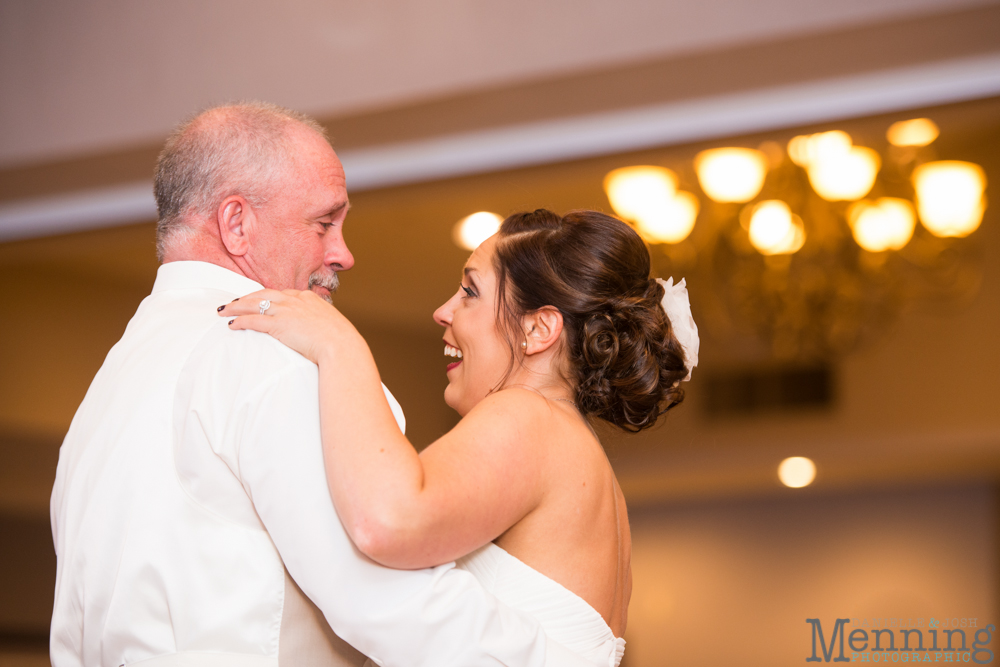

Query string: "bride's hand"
[[217, 289, 354, 364]]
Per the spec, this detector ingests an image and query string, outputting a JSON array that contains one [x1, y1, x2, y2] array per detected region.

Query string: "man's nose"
[[325, 233, 355, 271]]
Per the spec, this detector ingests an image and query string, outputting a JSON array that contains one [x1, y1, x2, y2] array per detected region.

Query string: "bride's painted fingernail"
[[231, 298, 240, 302], [217, 305, 226, 312], [228, 319, 235, 325]]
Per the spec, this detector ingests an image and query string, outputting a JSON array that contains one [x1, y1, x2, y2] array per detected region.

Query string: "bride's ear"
[[521, 307, 563, 355]]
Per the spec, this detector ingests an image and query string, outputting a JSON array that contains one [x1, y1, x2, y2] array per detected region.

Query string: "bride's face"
[[433, 235, 514, 416]]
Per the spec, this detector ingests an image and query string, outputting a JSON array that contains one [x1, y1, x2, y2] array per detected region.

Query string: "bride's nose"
[[433, 292, 459, 327]]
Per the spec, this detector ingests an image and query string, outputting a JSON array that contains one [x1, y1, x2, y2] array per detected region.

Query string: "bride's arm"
[[221, 289, 549, 569]]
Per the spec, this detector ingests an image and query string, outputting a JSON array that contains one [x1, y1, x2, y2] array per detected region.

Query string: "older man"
[[50, 103, 589, 667]]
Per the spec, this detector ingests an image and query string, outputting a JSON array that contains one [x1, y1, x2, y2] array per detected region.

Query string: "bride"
[[219, 208, 698, 666]]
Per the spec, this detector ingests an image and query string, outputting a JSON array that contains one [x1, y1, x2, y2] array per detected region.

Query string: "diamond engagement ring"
[[258, 299, 271, 315]]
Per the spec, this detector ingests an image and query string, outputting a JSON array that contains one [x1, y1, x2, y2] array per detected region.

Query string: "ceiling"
[[3, 0, 994, 168]]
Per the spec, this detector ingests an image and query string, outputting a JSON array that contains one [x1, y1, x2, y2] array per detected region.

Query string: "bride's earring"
[[521, 341, 527, 350]]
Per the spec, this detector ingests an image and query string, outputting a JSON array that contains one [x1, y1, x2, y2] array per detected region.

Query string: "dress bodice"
[[455, 543, 625, 667]]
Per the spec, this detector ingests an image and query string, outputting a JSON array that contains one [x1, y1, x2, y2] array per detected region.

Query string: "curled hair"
[[493, 209, 689, 432], [153, 101, 329, 261]]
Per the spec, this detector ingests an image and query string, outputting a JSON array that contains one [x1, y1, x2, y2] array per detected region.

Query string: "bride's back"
[[490, 389, 632, 636]]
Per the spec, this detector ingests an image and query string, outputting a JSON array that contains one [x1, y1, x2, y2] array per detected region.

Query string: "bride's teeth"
[[457, 350, 463, 359], [444, 344, 463, 359]]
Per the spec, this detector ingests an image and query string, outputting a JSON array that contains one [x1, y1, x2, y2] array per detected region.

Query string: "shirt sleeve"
[[237, 359, 599, 667]]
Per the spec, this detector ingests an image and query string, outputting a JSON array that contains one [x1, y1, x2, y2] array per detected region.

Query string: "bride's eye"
[[461, 284, 476, 298]]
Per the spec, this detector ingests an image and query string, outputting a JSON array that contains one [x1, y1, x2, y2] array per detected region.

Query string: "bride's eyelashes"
[[461, 284, 477, 298]]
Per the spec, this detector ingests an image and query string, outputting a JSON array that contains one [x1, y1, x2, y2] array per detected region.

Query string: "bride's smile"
[[434, 235, 518, 417]]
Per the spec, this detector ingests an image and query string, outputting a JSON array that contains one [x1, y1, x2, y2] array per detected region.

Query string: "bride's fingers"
[[217, 288, 289, 317], [227, 313, 278, 334]]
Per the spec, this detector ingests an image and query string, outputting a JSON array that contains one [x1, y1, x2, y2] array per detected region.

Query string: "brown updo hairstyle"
[[493, 209, 689, 432]]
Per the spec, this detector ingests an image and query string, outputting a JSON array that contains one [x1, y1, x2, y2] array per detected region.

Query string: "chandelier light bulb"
[[847, 198, 916, 252], [634, 190, 700, 244], [748, 200, 805, 255], [787, 135, 811, 167], [694, 147, 769, 203], [603, 166, 679, 223], [788, 130, 852, 168], [912, 160, 987, 238], [807, 144, 880, 201], [810, 131, 853, 162], [886, 118, 939, 147], [453, 211, 503, 250], [778, 457, 816, 488]]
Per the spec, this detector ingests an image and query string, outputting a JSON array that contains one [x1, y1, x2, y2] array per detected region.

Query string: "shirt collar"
[[152, 261, 265, 297]]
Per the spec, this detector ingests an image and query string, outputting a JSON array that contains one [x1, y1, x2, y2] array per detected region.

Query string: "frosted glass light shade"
[[694, 147, 768, 203], [807, 145, 880, 201], [887, 118, 939, 147], [604, 166, 678, 222], [748, 200, 805, 255], [633, 191, 700, 244], [847, 198, 916, 252], [912, 160, 987, 238]]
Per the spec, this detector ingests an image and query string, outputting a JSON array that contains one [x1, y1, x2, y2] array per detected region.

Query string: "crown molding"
[[2, 52, 1000, 242]]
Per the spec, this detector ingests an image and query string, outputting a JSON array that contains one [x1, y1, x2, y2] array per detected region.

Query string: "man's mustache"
[[308, 271, 340, 303]]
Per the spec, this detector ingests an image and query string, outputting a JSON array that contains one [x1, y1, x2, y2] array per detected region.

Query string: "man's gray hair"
[[153, 101, 330, 261]]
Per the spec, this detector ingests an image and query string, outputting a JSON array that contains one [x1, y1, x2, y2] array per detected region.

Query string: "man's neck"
[[161, 236, 249, 279]]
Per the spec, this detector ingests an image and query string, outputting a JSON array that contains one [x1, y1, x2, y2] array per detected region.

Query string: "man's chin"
[[310, 286, 333, 304]]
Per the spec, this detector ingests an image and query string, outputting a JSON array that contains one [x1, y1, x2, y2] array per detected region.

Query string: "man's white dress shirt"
[[50, 261, 591, 667]]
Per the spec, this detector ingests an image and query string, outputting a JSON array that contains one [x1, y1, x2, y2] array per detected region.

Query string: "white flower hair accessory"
[[655, 277, 699, 381]]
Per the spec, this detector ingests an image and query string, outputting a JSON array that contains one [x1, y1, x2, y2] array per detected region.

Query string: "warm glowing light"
[[748, 200, 805, 255], [808, 146, 880, 201], [778, 457, 816, 488], [453, 211, 503, 250], [604, 166, 698, 243], [787, 131, 880, 201], [633, 190, 700, 244], [912, 160, 987, 238], [787, 135, 811, 167], [847, 198, 916, 252], [694, 147, 768, 203], [887, 118, 939, 147], [604, 166, 679, 222], [787, 131, 851, 168]]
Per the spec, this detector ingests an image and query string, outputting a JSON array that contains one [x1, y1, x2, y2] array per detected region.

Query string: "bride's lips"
[[444, 341, 463, 373]]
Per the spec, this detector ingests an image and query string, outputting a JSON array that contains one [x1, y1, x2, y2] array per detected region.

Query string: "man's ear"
[[522, 306, 564, 355], [218, 195, 255, 257]]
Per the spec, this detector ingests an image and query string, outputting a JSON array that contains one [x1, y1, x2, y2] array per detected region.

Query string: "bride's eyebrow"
[[462, 267, 481, 291]]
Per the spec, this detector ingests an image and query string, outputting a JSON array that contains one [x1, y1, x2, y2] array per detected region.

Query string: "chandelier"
[[600, 118, 989, 360]]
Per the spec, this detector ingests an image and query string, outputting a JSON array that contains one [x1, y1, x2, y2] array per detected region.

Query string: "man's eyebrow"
[[463, 267, 479, 277], [320, 201, 350, 218]]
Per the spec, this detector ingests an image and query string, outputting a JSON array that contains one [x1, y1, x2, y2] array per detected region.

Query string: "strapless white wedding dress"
[[455, 543, 626, 667]]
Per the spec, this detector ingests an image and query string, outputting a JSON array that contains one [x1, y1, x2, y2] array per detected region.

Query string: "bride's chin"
[[443, 386, 475, 417], [443, 385, 460, 412]]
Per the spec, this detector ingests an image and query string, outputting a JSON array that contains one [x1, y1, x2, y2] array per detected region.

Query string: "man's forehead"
[[288, 135, 347, 187]]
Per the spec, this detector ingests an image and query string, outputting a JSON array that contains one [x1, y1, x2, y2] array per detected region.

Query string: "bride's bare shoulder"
[[455, 387, 603, 466], [466, 386, 569, 424], [447, 387, 575, 451]]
